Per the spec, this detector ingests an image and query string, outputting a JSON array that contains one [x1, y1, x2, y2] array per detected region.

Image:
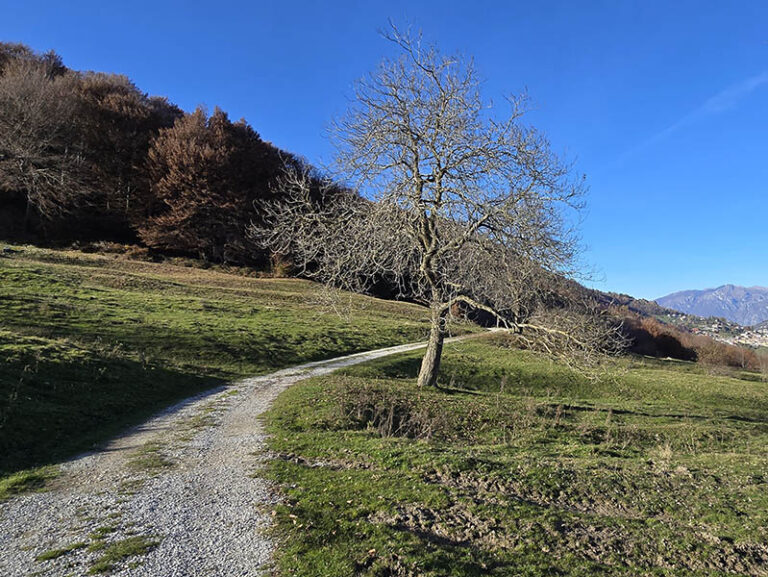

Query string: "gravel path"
[[0, 338, 455, 576]]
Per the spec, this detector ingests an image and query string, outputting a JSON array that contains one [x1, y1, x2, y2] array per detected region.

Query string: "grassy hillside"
[[265, 335, 768, 576], [0, 245, 431, 476]]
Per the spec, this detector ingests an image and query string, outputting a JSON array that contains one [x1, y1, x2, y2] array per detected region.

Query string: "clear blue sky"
[[2, 0, 766, 300]]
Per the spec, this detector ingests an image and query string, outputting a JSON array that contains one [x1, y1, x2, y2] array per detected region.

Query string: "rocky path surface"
[[0, 338, 458, 576]]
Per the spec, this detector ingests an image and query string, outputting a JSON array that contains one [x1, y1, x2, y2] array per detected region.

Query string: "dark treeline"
[[0, 42, 307, 265]]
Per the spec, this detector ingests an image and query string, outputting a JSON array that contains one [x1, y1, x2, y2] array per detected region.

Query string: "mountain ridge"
[[656, 284, 768, 326]]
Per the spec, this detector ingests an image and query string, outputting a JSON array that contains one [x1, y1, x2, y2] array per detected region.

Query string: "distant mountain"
[[656, 285, 768, 326]]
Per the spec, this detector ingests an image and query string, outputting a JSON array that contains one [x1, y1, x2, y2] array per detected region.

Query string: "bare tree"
[[757, 349, 768, 382], [255, 26, 609, 387], [0, 57, 88, 231]]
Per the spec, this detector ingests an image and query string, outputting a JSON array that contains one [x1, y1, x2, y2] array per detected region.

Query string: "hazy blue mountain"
[[656, 285, 768, 326]]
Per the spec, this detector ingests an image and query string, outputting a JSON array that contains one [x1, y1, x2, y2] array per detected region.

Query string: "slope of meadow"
[[265, 336, 768, 576], [4, 244, 767, 576], [0, 245, 431, 478]]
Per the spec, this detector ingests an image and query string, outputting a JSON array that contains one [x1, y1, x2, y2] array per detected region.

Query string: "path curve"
[[0, 336, 470, 576]]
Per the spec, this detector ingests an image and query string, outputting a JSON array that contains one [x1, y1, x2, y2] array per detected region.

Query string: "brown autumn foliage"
[[71, 72, 182, 238], [139, 106, 289, 263], [682, 331, 759, 370], [0, 43, 181, 240], [621, 313, 760, 370], [0, 42, 294, 263], [622, 316, 697, 361], [0, 42, 66, 77]]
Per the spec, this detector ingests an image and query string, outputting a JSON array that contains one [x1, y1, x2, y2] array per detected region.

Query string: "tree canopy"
[[255, 26, 607, 387], [140, 106, 289, 263]]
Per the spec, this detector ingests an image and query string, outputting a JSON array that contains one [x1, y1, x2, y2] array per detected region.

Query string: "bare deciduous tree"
[[0, 58, 88, 231], [255, 26, 617, 387], [757, 349, 768, 382]]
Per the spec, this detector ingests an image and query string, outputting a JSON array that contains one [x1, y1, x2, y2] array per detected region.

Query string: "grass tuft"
[[87, 536, 158, 574], [127, 442, 173, 472], [0, 466, 59, 502], [35, 542, 87, 562]]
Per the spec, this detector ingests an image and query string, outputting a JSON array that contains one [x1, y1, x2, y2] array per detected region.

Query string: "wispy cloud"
[[699, 71, 768, 113], [615, 71, 768, 165]]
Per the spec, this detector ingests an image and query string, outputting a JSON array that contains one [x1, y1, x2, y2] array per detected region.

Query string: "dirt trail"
[[0, 337, 469, 576]]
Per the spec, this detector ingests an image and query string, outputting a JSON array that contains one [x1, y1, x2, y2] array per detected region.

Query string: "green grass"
[[264, 335, 768, 576], [0, 465, 59, 501], [35, 542, 87, 562], [87, 535, 158, 574], [32, 519, 156, 573], [0, 244, 431, 477], [126, 442, 174, 472]]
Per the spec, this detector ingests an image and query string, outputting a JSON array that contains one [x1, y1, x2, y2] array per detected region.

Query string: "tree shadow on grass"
[[0, 349, 226, 475]]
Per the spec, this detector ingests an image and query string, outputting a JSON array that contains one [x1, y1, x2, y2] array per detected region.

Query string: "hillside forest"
[[0, 41, 316, 267]]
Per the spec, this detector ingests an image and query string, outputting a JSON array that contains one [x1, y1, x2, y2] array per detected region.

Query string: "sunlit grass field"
[[265, 336, 768, 576], [4, 244, 767, 576], [0, 245, 430, 480]]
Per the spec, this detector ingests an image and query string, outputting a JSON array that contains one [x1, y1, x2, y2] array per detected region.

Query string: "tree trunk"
[[417, 311, 446, 387], [23, 194, 33, 234]]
